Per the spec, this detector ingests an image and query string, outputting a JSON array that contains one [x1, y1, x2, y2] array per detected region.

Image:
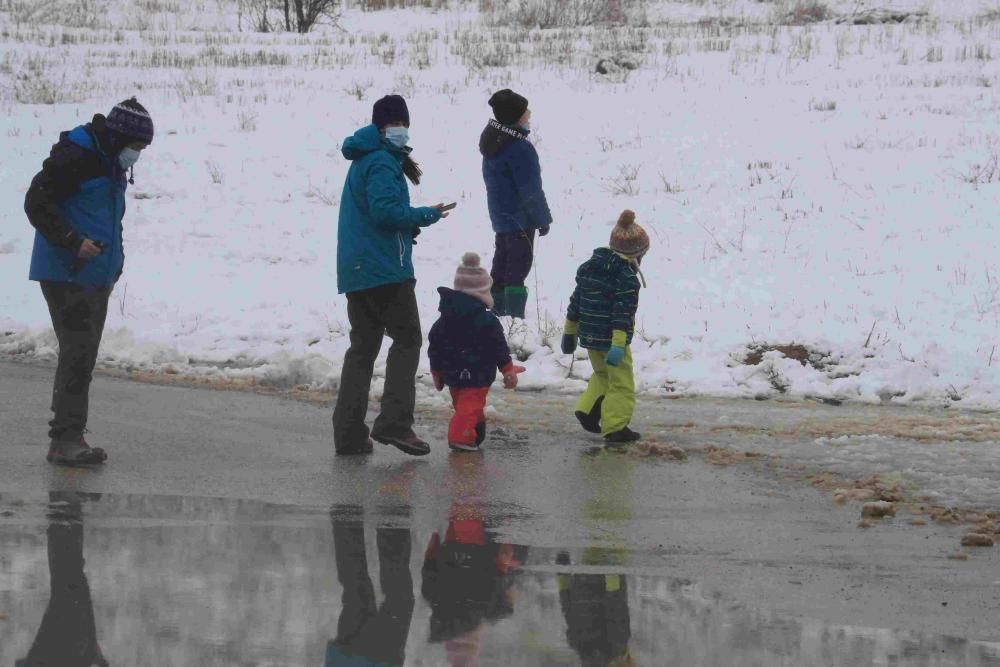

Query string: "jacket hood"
[[591, 247, 623, 268], [66, 125, 96, 152], [588, 247, 643, 288], [66, 114, 122, 157], [342, 123, 411, 161], [437, 287, 487, 316], [342, 124, 383, 160], [479, 119, 529, 159]]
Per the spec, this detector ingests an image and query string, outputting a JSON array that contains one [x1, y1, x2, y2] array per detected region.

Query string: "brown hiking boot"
[[47, 436, 107, 466], [335, 438, 375, 456], [372, 431, 431, 456]]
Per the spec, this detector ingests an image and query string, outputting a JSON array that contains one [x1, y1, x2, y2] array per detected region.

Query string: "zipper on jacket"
[[398, 232, 404, 267]]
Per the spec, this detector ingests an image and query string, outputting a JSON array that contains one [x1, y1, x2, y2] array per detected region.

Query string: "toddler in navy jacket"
[[428, 253, 525, 451]]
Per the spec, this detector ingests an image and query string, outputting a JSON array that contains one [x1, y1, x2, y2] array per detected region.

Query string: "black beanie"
[[106, 97, 154, 144], [488, 89, 528, 126], [372, 94, 410, 129]]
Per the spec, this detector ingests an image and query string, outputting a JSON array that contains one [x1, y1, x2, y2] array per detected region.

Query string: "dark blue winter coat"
[[26, 120, 127, 288], [479, 120, 553, 234], [337, 124, 442, 294], [428, 288, 513, 388]]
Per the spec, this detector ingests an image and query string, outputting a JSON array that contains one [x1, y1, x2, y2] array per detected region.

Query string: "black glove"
[[411, 226, 421, 245], [538, 225, 550, 237], [561, 333, 577, 355]]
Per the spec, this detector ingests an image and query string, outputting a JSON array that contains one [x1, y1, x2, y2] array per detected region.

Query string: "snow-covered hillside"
[[3, 0, 1000, 408]]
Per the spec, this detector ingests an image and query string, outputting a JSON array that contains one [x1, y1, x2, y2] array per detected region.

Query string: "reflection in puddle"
[[329, 512, 412, 666], [15, 493, 108, 667], [2, 486, 999, 665]]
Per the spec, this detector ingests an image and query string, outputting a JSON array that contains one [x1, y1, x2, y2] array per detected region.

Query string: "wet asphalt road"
[[2, 360, 1000, 665]]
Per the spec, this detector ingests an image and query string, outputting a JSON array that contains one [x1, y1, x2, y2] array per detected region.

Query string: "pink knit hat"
[[454, 252, 493, 308]]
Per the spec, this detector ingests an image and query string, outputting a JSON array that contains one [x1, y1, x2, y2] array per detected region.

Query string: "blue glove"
[[561, 334, 576, 355], [606, 345, 625, 367]]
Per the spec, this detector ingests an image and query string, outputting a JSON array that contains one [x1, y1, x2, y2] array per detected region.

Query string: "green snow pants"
[[576, 347, 635, 435]]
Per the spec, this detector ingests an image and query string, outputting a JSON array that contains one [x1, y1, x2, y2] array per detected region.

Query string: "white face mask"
[[384, 126, 409, 148], [118, 147, 141, 170], [520, 121, 531, 131]]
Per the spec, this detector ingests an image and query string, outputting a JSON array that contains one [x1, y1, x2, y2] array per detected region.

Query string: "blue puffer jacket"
[[428, 288, 513, 388], [479, 120, 553, 234], [27, 124, 127, 288], [337, 124, 441, 294]]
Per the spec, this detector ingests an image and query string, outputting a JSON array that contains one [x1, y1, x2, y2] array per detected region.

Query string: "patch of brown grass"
[[743, 343, 824, 369]]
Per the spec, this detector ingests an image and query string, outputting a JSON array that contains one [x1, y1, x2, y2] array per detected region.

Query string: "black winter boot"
[[47, 436, 107, 466], [604, 426, 641, 444], [574, 396, 604, 434], [475, 421, 486, 445]]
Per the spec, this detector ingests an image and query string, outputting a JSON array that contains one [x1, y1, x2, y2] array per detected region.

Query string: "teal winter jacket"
[[336, 124, 441, 294], [26, 122, 127, 288]]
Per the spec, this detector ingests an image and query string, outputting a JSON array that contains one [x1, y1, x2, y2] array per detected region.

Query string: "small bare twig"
[[824, 144, 838, 181], [863, 320, 878, 348], [697, 221, 728, 255]]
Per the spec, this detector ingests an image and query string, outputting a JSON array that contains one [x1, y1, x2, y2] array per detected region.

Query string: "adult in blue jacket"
[[25, 98, 153, 466], [333, 95, 450, 457], [479, 89, 553, 318]]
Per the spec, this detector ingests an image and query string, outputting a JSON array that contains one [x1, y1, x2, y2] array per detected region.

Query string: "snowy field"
[[3, 0, 1000, 410]]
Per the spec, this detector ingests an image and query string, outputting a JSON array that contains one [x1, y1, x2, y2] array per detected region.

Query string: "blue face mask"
[[384, 126, 409, 148], [119, 147, 141, 170]]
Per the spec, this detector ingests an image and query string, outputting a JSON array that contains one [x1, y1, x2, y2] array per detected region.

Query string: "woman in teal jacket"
[[25, 98, 153, 466], [333, 94, 450, 457]]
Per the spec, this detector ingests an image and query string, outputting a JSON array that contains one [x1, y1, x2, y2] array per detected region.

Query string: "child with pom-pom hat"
[[428, 252, 525, 451], [561, 210, 649, 445]]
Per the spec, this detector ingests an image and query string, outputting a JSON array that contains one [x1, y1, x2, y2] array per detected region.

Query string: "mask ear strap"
[[631, 259, 647, 288]]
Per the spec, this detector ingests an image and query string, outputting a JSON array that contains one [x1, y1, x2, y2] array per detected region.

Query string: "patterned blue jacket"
[[566, 248, 642, 350]]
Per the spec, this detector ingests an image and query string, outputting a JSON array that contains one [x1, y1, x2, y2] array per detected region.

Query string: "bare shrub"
[[603, 164, 640, 196], [958, 154, 1000, 187], [238, 110, 258, 132], [9, 55, 82, 104], [205, 161, 224, 185], [5, 0, 107, 28], [14, 71, 78, 104], [237, 0, 340, 33], [344, 79, 372, 100], [483, 0, 639, 29], [355, 0, 450, 8], [782, 2, 829, 26]]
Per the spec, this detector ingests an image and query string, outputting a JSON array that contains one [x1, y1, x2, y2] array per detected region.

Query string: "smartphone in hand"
[[440, 202, 457, 212]]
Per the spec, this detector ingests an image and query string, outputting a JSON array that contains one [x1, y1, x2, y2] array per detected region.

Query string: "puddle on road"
[[1, 493, 998, 667]]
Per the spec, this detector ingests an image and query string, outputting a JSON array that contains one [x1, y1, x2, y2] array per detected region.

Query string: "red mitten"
[[501, 363, 526, 389]]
